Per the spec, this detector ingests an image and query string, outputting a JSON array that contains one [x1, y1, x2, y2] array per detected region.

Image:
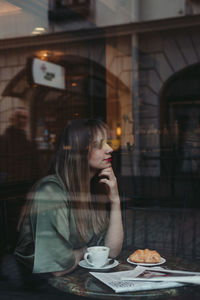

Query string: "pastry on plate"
[[129, 248, 161, 263]]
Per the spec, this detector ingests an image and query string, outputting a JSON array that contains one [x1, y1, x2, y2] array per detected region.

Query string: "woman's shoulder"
[[30, 174, 68, 206], [33, 174, 66, 195], [40, 174, 63, 185], [36, 174, 65, 188]]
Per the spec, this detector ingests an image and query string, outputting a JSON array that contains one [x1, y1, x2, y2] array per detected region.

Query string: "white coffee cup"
[[84, 246, 110, 268]]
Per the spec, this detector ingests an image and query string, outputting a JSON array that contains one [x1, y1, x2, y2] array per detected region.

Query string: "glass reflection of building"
[[0, 1, 199, 188]]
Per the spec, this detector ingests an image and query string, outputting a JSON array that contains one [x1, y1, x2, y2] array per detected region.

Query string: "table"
[[49, 250, 200, 299]]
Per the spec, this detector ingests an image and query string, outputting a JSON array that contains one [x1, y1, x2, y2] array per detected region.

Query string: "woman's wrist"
[[110, 198, 121, 208]]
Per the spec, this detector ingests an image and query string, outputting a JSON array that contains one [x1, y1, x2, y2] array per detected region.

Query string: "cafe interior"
[[0, 0, 200, 299]]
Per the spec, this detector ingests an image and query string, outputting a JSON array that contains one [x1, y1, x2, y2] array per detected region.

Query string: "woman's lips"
[[105, 158, 112, 162]]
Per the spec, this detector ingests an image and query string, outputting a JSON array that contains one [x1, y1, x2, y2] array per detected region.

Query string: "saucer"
[[127, 257, 166, 266], [78, 259, 119, 270]]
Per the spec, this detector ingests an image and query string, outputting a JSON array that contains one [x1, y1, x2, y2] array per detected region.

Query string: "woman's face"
[[89, 130, 113, 175]]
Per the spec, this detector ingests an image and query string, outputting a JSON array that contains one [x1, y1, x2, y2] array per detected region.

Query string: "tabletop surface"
[[49, 250, 200, 299]]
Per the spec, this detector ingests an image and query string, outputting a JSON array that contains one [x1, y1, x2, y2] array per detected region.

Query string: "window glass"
[[0, 1, 200, 297]]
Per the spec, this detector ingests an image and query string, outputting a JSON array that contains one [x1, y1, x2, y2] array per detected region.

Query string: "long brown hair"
[[55, 119, 109, 242]]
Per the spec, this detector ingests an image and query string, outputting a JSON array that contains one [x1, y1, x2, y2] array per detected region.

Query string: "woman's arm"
[[52, 247, 86, 277], [98, 167, 124, 258], [29, 180, 88, 276]]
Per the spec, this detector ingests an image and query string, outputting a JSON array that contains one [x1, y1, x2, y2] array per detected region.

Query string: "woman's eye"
[[107, 140, 112, 146], [100, 139, 107, 148], [98, 141, 104, 149], [92, 138, 108, 149]]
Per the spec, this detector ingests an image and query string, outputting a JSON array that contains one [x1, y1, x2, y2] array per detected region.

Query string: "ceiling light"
[[32, 27, 46, 35], [35, 27, 46, 31], [32, 31, 42, 35]]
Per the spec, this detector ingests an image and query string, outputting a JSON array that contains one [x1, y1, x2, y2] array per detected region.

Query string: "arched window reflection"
[[160, 63, 200, 205]]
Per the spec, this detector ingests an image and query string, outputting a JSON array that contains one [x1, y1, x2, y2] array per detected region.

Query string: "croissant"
[[129, 248, 161, 263]]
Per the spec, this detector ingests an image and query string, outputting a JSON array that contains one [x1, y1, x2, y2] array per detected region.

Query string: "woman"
[[15, 119, 124, 276]]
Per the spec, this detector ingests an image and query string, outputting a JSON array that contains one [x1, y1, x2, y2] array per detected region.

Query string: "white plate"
[[78, 259, 119, 270], [127, 257, 166, 266]]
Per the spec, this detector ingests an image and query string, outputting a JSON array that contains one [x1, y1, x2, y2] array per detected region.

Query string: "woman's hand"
[[99, 167, 124, 258], [98, 167, 120, 204]]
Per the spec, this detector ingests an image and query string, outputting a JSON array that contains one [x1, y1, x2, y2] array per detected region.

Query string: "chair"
[[0, 181, 33, 254]]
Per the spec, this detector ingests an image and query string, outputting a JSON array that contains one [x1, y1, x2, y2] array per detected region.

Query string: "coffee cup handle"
[[84, 252, 94, 266]]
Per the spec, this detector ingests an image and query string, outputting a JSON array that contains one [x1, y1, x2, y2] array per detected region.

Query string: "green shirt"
[[15, 175, 107, 273]]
